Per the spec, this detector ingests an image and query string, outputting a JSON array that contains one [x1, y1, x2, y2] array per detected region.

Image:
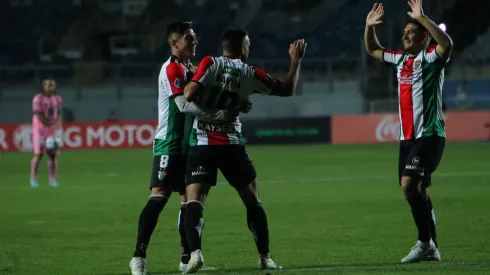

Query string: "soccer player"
[[364, 0, 453, 263], [30, 78, 63, 188], [130, 21, 249, 275], [179, 28, 306, 273]]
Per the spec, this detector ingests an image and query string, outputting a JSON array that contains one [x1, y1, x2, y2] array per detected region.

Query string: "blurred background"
[[0, 0, 488, 136]]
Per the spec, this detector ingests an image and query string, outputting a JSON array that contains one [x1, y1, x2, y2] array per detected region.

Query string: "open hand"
[[407, 0, 425, 20], [366, 3, 384, 27], [288, 39, 307, 62]]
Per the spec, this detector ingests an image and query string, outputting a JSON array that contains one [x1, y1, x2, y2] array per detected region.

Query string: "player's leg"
[[178, 192, 191, 271], [178, 191, 215, 272], [400, 137, 441, 263], [47, 152, 59, 187], [222, 145, 282, 270], [183, 146, 216, 274], [420, 137, 445, 261], [30, 133, 44, 188], [130, 155, 175, 275]]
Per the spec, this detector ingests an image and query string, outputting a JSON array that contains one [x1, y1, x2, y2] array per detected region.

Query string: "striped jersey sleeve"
[[383, 49, 405, 68], [165, 62, 187, 97], [250, 66, 280, 95], [192, 56, 215, 86], [423, 45, 450, 65]]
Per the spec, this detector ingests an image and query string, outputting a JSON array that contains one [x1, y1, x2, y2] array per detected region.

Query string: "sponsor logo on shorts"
[[191, 166, 210, 177], [197, 121, 236, 133], [412, 157, 420, 165], [405, 164, 425, 176]]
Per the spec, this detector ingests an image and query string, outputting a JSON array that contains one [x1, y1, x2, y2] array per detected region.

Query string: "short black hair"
[[407, 19, 428, 32], [221, 27, 248, 52], [166, 21, 193, 41]]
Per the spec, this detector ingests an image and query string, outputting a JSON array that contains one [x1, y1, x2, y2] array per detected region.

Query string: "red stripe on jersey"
[[252, 67, 279, 90], [166, 62, 186, 95], [206, 131, 229, 145], [426, 45, 437, 53], [385, 49, 405, 55], [192, 56, 214, 83], [399, 58, 414, 140]]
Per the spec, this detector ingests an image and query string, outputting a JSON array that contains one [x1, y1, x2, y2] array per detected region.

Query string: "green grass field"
[[1, 143, 490, 275]]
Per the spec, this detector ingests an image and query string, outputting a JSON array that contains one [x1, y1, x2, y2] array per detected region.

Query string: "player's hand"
[[225, 109, 239, 122], [289, 39, 307, 62], [188, 64, 198, 74], [366, 3, 384, 27], [407, 0, 425, 21], [239, 98, 253, 113]]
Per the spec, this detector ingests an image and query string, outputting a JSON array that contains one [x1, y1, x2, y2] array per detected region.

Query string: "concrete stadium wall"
[[0, 81, 363, 123]]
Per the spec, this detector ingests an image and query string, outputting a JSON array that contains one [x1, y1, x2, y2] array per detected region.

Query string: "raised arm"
[[407, 0, 453, 60], [252, 39, 306, 97], [364, 3, 385, 61]]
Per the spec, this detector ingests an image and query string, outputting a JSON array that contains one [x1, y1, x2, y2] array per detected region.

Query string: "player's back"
[[193, 56, 259, 112]]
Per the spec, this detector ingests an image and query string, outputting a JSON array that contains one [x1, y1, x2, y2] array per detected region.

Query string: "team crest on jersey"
[[174, 78, 181, 88], [414, 60, 421, 70]]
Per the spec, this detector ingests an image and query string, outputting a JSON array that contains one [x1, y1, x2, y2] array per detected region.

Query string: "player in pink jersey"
[[364, 0, 453, 264], [31, 78, 63, 188]]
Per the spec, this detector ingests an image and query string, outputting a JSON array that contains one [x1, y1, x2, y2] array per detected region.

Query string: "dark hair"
[[221, 27, 248, 52], [166, 21, 193, 40], [407, 19, 428, 32]]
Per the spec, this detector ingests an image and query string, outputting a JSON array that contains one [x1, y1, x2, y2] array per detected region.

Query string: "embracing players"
[[179, 28, 306, 273], [364, 0, 453, 263], [130, 21, 251, 275], [30, 78, 63, 188]]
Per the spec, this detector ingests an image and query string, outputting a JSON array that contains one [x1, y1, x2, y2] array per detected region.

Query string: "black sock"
[[178, 203, 191, 264], [427, 196, 438, 247], [184, 201, 204, 252], [406, 192, 431, 243], [133, 196, 169, 258], [246, 203, 270, 254]]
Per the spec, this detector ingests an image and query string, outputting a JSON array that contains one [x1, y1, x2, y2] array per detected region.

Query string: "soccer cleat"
[[401, 240, 437, 263], [30, 179, 39, 188], [179, 262, 186, 272], [184, 250, 204, 274], [258, 253, 283, 270], [179, 262, 217, 272], [49, 180, 60, 188], [423, 240, 441, 261], [129, 257, 147, 275]]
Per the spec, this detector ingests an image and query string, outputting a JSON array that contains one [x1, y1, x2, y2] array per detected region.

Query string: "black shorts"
[[185, 145, 257, 189], [150, 154, 187, 193], [398, 136, 445, 186]]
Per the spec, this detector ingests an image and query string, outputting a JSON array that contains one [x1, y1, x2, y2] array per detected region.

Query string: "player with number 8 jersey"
[[130, 22, 225, 275]]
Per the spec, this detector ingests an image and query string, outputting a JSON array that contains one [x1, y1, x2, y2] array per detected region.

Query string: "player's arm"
[[252, 39, 306, 97], [174, 95, 234, 121], [184, 56, 215, 102], [53, 98, 63, 129], [408, 0, 453, 60], [364, 3, 385, 62], [32, 95, 50, 127]]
